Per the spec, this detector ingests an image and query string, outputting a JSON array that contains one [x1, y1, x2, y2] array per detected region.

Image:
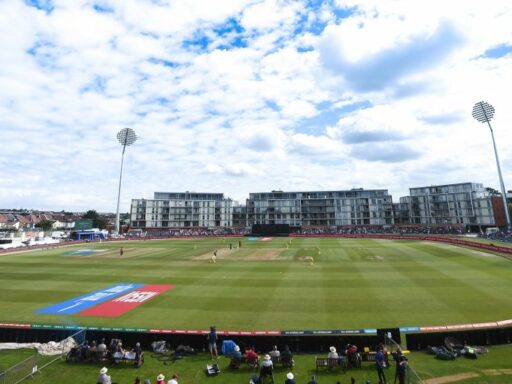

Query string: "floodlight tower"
[[472, 101, 511, 231], [115, 128, 137, 235]]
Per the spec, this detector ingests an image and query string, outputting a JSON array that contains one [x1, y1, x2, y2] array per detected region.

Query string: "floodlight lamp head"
[[472, 101, 495, 123], [117, 127, 137, 147]]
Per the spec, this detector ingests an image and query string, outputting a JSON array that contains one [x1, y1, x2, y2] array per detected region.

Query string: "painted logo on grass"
[[79, 284, 175, 317], [36, 283, 144, 315], [64, 249, 107, 255]]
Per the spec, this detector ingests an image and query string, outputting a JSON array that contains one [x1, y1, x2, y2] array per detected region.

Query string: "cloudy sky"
[[1, 0, 512, 212]]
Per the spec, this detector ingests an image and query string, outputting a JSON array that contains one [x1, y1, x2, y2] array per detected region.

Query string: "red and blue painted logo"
[[36, 283, 174, 317]]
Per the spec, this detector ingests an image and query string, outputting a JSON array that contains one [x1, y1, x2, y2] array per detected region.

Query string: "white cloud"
[[1, 0, 512, 212]]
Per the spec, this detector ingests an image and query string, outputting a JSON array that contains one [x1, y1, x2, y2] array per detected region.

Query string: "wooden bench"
[[229, 355, 259, 369], [360, 352, 390, 365], [270, 355, 294, 368], [315, 357, 347, 372]]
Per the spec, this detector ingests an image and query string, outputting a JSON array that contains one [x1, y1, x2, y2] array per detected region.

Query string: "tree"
[[486, 187, 501, 195], [37, 219, 54, 231], [83, 210, 107, 230]]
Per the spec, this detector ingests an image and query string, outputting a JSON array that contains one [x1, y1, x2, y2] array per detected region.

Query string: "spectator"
[[156, 373, 165, 384], [395, 352, 408, 384], [245, 347, 259, 368], [208, 326, 218, 359], [269, 345, 280, 359], [327, 346, 338, 359], [133, 342, 143, 367], [97, 367, 111, 384], [229, 345, 243, 369], [280, 345, 293, 367], [167, 374, 178, 384], [376, 346, 387, 384], [259, 354, 274, 383], [97, 338, 107, 357], [134, 377, 141, 384], [284, 372, 295, 384], [80, 339, 90, 361]]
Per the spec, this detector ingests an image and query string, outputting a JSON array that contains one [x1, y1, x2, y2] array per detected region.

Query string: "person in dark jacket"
[[376, 346, 387, 384]]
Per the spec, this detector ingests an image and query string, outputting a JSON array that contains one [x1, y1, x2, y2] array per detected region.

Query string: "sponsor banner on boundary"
[[36, 283, 144, 315], [2, 319, 511, 335], [147, 329, 281, 336], [79, 284, 174, 317], [0, 322, 31, 329], [420, 320, 511, 333], [281, 329, 369, 336]]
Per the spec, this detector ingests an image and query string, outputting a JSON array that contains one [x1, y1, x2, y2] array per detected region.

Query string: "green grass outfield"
[[1, 346, 512, 384], [0, 237, 511, 330]]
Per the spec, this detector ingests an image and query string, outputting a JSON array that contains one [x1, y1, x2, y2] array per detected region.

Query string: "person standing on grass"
[[395, 353, 408, 384], [208, 325, 218, 359], [167, 374, 178, 384], [376, 346, 387, 384]]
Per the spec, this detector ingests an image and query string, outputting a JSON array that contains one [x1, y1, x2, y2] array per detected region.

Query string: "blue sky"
[[1, 0, 512, 212]]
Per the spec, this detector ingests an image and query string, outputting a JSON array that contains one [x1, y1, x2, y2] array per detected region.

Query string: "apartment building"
[[407, 183, 496, 228], [130, 192, 232, 229], [246, 189, 394, 227]]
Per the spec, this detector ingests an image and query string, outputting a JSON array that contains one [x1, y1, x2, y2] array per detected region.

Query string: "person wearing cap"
[[156, 373, 165, 384], [208, 326, 218, 359], [167, 374, 178, 384], [259, 354, 274, 383], [229, 345, 243, 369], [97, 367, 111, 384], [284, 372, 295, 384]]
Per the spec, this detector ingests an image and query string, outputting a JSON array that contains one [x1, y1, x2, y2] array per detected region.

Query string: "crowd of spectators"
[[478, 230, 512, 243], [70, 338, 143, 367], [127, 225, 470, 239], [127, 227, 250, 238], [90, 337, 412, 384], [298, 225, 465, 236]]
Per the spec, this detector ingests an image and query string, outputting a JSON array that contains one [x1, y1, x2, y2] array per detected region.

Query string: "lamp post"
[[472, 101, 511, 231], [115, 128, 137, 235]]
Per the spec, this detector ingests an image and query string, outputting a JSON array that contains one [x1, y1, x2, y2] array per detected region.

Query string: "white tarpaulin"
[[0, 337, 77, 356]]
